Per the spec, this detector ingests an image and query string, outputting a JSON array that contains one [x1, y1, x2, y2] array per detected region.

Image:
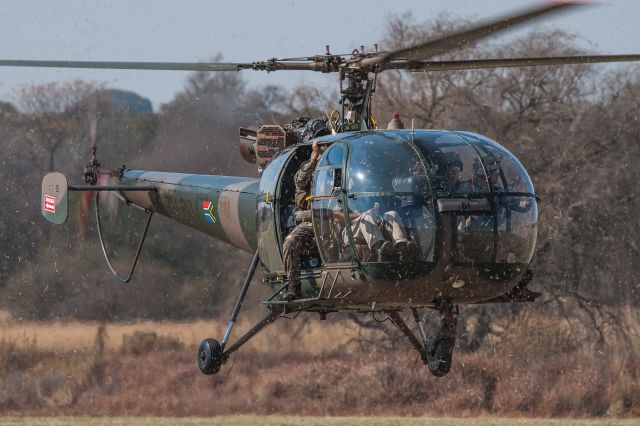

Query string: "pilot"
[[472, 157, 502, 192], [464, 157, 531, 233], [444, 151, 472, 193], [463, 158, 499, 233], [282, 140, 323, 301]]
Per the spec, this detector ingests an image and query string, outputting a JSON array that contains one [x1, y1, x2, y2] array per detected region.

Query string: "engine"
[[239, 117, 333, 172]]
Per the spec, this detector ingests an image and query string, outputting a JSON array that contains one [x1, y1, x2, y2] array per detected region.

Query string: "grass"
[[0, 417, 639, 426], [0, 312, 365, 355], [1, 310, 640, 418]]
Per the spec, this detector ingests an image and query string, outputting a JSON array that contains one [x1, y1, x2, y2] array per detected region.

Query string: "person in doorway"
[[282, 140, 323, 301]]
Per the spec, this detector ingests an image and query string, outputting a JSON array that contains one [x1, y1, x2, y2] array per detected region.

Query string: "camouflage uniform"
[[283, 158, 318, 298], [347, 210, 407, 250]]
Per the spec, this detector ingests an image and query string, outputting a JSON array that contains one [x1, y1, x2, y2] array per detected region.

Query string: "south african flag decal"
[[202, 200, 217, 224]]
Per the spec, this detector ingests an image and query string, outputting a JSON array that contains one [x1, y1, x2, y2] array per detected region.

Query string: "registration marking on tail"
[[44, 195, 56, 213]]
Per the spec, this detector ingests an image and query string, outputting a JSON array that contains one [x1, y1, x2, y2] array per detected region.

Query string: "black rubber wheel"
[[426, 338, 453, 377], [197, 338, 223, 375]]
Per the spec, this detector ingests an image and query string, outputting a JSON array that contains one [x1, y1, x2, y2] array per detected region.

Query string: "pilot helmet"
[[444, 151, 463, 171], [485, 158, 501, 173]]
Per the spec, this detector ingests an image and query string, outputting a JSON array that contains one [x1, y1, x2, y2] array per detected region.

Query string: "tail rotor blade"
[[89, 91, 98, 157]]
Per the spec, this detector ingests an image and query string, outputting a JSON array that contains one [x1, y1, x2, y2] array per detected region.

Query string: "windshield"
[[346, 134, 424, 194], [342, 135, 435, 262]]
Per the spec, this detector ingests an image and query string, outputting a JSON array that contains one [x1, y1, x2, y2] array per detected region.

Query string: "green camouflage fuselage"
[[120, 171, 259, 253]]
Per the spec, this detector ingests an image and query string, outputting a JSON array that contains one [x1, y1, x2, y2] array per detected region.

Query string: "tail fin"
[[41, 172, 69, 224]]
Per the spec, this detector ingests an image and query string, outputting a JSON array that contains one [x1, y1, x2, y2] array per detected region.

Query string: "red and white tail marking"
[[44, 195, 56, 213]]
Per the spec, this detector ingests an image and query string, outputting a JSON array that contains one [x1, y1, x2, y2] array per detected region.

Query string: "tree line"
[[0, 18, 637, 339]]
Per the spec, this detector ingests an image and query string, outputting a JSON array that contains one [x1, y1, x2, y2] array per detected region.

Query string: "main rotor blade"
[[0, 59, 334, 73], [383, 54, 640, 72], [358, 1, 585, 69], [0, 60, 249, 71]]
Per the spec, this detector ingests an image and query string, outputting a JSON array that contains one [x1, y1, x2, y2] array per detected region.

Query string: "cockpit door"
[[311, 143, 348, 264], [257, 149, 296, 273]]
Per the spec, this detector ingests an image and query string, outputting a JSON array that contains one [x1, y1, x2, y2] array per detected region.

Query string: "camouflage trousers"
[[283, 221, 316, 285], [347, 210, 407, 249]]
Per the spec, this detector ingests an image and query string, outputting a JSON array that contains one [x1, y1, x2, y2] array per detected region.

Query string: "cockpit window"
[[413, 133, 488, 193], [454, 132, 535, 193], [342, 136, 435, 263], [318, 143, 344, 167], [313, 169, 341, 197], [347, 135, 424, 193]]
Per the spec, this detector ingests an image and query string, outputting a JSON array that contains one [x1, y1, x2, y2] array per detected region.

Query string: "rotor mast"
[[338, 44, 379, 132]]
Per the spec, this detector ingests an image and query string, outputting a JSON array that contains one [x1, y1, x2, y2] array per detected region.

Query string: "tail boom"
[[120, 170, 259, 253]]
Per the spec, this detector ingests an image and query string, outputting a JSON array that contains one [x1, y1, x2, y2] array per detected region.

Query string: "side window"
[[311, 143, 347, 264], [313, 143, 344, 197], [437, 146, 485, 193], [313, 169, 342, 196], [319, 143, 344, 167]]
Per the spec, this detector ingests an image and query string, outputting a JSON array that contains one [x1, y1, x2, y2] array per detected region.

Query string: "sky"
[[0, 0, 639, 110]]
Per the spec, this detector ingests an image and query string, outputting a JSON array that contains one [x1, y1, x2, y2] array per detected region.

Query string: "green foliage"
[[0, 100, 17, 114]]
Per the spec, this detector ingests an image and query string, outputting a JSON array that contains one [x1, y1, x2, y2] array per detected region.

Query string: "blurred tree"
[[17, 81, 100, 172], [0, 101, 17, 115]]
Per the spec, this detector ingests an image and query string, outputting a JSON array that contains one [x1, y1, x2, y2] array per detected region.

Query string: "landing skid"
[[196, 252, 460, 378]]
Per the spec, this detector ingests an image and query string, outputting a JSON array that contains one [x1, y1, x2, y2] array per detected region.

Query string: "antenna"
[[316, 87, 331, 120]]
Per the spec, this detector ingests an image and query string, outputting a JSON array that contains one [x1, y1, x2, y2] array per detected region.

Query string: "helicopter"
[[16, 1, 640, 377]]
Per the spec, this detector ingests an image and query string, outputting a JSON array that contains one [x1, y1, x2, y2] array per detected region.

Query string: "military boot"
[[375, 241, 395, 262], [399, 240, 421, 261], [284, 280, 302, 302]]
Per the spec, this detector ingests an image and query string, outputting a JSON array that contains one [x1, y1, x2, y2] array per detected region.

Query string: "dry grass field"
[[1, 416, 640, 425], [0, 310, 362, 354], [1, 309, 640, 419]]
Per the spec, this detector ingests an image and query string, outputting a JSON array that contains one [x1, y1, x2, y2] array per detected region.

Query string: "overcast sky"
[[0, 0, 638, 110]]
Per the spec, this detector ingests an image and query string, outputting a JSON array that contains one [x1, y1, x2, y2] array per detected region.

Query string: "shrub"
[[121, 330, 184, 355]]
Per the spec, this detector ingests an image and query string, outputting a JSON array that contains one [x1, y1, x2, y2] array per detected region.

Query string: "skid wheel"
[[197, 338, 223, 375], [425, 338, 454, 377]]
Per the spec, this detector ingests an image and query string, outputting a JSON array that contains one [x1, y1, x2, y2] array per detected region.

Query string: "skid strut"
[[386, 310, 425, 355], [223, 309, 281, 356], [197, 250, 282, 375], [220, 250, 261, 351]]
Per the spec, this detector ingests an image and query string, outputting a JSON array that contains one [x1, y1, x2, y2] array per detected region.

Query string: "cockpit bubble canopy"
[[309, 130, 537, 266]]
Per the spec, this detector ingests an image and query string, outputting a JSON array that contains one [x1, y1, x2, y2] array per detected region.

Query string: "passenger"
[[335, 149, 419, 262], [282, 140, 323, 301], [477, 157, 531, 212], [333, 202, 418, 262], [472, 157, 503, 192], [444, 152, 472, 193]]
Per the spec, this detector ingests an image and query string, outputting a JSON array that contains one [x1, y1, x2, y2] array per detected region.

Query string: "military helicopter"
[[15, 1, 640, 377]]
